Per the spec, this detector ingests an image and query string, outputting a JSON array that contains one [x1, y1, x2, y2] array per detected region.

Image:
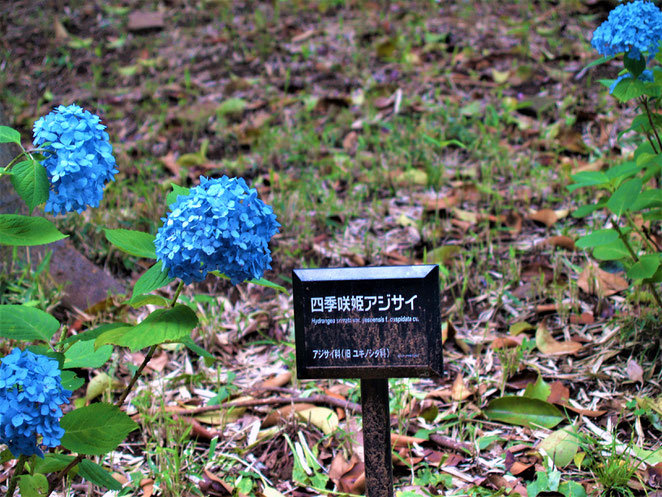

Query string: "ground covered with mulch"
[[1, 1, 661, 496]]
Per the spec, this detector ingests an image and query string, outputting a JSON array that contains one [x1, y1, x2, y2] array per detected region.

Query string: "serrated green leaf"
[[0, 125, 21, 144], [32, 453, 76, 474], [10, 159, 50, 211], [607, 177, 642, 217], [0, 214, 67, 246], [96, 305, 198, 352], [575, 229, 619, 249], [78, 459, 123, 490], [104, 228, 156, 258], [60, 402, 138, 455], [483, 396, 563, 428], [130, 261, 175, 304], [604, 161, 640, 181], [63, 322, 128, 346], [627, 254, 661, 280], [0, 305, 60, 341], [64, 340, 113, 369]]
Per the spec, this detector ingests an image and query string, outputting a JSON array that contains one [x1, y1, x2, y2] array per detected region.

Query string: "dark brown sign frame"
[[293, 265, 442, 379]]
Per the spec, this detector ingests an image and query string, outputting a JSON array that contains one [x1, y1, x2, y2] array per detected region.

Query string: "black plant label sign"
[[293, 265, 442, 379]]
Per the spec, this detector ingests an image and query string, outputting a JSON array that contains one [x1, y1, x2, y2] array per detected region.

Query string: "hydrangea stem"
[[612, 223, 662, 310], [47, 281, 186, 495], [640, 97, 662, 152], [7, 455, 28, 497]]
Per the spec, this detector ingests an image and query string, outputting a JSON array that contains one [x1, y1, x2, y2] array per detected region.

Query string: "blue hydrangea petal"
[[32, 104, 118, 215], [591, 0, 662, 59], [0, 348, 71, 458], [154, 176, 280, 285]]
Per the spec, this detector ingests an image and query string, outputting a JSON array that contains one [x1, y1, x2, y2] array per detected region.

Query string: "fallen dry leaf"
[[529, 208, 569, 228], [536, 321, 582, 356], [451, 373, 472, 401], [544, 235, 576, 250], [627, 359, 644, 383], [577, 262, 629, 297]]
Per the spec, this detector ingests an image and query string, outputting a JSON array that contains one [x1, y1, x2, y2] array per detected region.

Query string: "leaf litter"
[[1, 0, 661, 495]]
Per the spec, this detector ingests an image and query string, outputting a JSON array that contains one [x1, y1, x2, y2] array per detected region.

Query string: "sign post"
[[293, 265, 442, 497]]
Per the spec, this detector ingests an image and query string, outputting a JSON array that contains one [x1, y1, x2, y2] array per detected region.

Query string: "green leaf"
[[62, 322, 127, 346], [567, 171, 609, 192], [10, 159, 49, 211], [0, 125, 21, 144], [129, 294, 170, 308], [60, 402, 139, 455], [18, 474, 49, 497], [607, 177, 642, 217], [0, 214, 67, 246], [559, 481, 587, 497], [210, 271, 288, 294], [104, 228, 156, 259], [483, 396, 564, 429], [63, 340, 113, 369], [78, 459, 123, 491], [631, 189, 662, 211], [179, 335, 216, 364], [0, 305, 60, 341], [604, 161, 640, 181], [96, 304, 198, 352], [539, 427, 579, 468], [575, 229, 619, 249], [523, 375, 551, 402], [60, 370, 85, 391], [217, 97, 247, 116], [130, 261, 175, 304], [610, 77, 648, 102], [627, 254, 661, 280], [592, 239, 630, 261], [624, 54, 645, 78], [32, 453, 76, 474], [571, 203, 602, 219], [166, 183, 190, 206]]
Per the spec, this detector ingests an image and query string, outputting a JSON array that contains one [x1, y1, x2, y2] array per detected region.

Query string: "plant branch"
[[641, 97, 662, 152], [7, 455, 28, 497], [613, 223, 662, 310]]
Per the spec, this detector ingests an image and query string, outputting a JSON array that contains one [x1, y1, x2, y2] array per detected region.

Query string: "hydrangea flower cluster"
[[0, 348, 71, 458], [155, 175, 280, 285], [591, 0, 662, 60], [33, 104, 118, 215]]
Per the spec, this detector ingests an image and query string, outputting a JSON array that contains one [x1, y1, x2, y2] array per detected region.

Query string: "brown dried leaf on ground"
[[535, 321, 582, 356], [577, 262, 629, 296]]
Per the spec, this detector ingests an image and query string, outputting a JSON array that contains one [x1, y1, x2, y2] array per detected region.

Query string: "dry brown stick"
[[160, 394, 362, 416], [429, 433, 474, 455]]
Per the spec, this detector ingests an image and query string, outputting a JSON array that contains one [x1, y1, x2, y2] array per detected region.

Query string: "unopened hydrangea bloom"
[[155, 175, 280, 285], [33, 104, 118, 215], [591, 0, 662, 60], [0, 348, 71, 458]]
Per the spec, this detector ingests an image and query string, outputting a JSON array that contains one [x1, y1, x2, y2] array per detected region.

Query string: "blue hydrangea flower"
[[33, 104, 118, 215], [591, 0, 662, 60], [0, 348, 71, 458], [609, 68, 655, 93], [155, 176, 280, 285]]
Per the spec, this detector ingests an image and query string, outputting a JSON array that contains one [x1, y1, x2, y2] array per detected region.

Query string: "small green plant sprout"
[[0, 104, 284, 495], [568, 0, 662, 311]]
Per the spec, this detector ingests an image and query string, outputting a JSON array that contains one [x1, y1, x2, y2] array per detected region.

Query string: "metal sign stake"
[[361, 378, 393, 497]]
